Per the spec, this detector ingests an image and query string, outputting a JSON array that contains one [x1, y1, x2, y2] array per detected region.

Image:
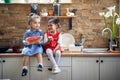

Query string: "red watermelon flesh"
[[26, 36, 42, 43]]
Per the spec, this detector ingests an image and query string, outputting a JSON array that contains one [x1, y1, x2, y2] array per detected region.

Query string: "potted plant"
[[99, 6, 120, 50], [4, 0, 11, 3]]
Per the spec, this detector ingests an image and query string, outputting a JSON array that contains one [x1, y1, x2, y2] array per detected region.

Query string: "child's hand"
[[27, 41, 35, 45], [48, 36, 53, 42], [53, 49, 57, 53]]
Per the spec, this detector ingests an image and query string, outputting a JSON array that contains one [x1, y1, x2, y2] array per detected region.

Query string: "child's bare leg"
[[23, 56, 29, 66], [36, 53, 43, 71], [36, 53, 43, 64], [22, 55, 29, 76]]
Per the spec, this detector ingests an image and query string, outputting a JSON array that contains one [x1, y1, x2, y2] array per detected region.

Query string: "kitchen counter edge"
[[0, 52, 120, 57]]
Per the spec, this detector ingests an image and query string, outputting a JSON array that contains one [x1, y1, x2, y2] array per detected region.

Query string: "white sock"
[[55, 50, 61, 65], [23, 66, 27, 69], [46, 48, 58, 67], [38, 63, 43, 66]]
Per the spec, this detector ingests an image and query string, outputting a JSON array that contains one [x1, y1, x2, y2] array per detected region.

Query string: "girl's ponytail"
[[28, 13, 41, 25]]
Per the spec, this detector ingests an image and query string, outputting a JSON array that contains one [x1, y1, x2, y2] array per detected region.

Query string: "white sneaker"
[[52, 66, 61, 74]]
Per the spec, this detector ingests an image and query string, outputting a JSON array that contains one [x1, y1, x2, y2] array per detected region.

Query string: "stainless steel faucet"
[[102, 28, 113, 50]]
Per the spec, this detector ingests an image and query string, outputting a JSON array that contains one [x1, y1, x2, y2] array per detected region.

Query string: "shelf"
[[41, 16, 77, 30], [0, 0, 72, 4], [41, 16, 77, 18], [0, 3, 72, 5]]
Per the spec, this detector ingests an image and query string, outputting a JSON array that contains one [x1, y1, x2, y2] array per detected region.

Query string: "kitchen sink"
[[83, 48, 109, 54]]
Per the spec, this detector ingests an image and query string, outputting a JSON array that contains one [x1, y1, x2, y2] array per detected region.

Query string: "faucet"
[[102, 28, 113, 50]]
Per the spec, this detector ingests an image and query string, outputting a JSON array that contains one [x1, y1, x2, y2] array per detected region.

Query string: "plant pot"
[[4, 0, 11, 3]]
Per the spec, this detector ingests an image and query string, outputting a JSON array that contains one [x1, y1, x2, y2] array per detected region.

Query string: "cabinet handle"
[[101, 60, 103, 63], [48, 58, 50, 61], [2, 60, 6, 63], [96, 60, 99, 63]]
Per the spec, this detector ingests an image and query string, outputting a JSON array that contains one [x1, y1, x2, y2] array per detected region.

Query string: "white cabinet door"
[[100, 57, 120, 80], [30, 57, 71, 80], [30, 66, 71, 80], [72, 57, 99, 80], [2, 57, 29, 80], [30, 66, 43, 80], [0, 58, 2, 79], [43, 57, 72, 67], [43, 67, 71, 80], [30, 57, 71, 67]]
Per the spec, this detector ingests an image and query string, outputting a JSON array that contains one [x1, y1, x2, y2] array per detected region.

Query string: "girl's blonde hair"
[[28, 13, 41, 25]]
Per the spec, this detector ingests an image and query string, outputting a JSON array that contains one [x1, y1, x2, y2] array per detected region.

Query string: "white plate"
[[61, 33, 75, 47]]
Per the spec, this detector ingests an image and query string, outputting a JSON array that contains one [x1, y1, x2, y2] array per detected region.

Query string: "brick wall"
[[0, 0, 119, 48]]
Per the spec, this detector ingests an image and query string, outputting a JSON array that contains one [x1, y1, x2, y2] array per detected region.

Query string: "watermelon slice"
[[26, 36, 42, 43]]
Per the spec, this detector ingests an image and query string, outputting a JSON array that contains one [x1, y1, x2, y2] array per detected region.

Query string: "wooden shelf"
[[0, 3, 72, 4], [41, 16, 77, 18], [41, 16, 77, 30], [0, 0, 72, 4]]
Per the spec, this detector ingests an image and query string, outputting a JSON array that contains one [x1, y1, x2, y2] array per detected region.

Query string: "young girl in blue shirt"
[[21, 13, 44, 76]]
